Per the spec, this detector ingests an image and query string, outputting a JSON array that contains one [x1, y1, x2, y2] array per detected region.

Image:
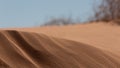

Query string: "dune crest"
[[0, 30, 119, 68]]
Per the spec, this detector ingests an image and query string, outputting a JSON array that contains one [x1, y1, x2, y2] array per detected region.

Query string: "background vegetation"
[[42, 0, 120, 26], [92, 0, 120, 24], [41, 17, 80, 26]]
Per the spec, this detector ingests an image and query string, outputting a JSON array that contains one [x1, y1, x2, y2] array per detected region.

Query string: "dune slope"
[[0, 30, 120, 68]]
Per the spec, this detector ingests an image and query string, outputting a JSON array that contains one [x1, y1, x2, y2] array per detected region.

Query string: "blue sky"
[[0, 0, 98, 27]]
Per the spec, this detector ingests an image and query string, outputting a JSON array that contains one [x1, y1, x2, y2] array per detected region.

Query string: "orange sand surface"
[[0, 23, 120, 68]]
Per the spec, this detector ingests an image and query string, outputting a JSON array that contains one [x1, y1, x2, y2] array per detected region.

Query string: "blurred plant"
[[92, 0, 120, 24], [41, 17, 80, 26]]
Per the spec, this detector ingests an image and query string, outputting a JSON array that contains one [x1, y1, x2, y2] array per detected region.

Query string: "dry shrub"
[[93, 0, 120, 24], [41, 17, 79, 26]]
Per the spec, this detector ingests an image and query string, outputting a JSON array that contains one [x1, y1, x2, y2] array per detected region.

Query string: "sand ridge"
[[0, 30, 120, 68]]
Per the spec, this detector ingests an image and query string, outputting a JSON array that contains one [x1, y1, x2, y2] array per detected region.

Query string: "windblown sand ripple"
[[0, 30, 120, 68]]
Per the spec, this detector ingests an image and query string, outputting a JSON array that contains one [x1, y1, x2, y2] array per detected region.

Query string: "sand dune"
[[0, 23, 120, 68], [0, 30, 119, 68], [3, 23, 120, 55]]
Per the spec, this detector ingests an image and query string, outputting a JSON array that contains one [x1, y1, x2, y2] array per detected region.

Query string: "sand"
[[0, 23, 120, 68]]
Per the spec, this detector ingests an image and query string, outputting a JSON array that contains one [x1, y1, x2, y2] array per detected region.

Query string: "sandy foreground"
[[0, 23, 120, 68]]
